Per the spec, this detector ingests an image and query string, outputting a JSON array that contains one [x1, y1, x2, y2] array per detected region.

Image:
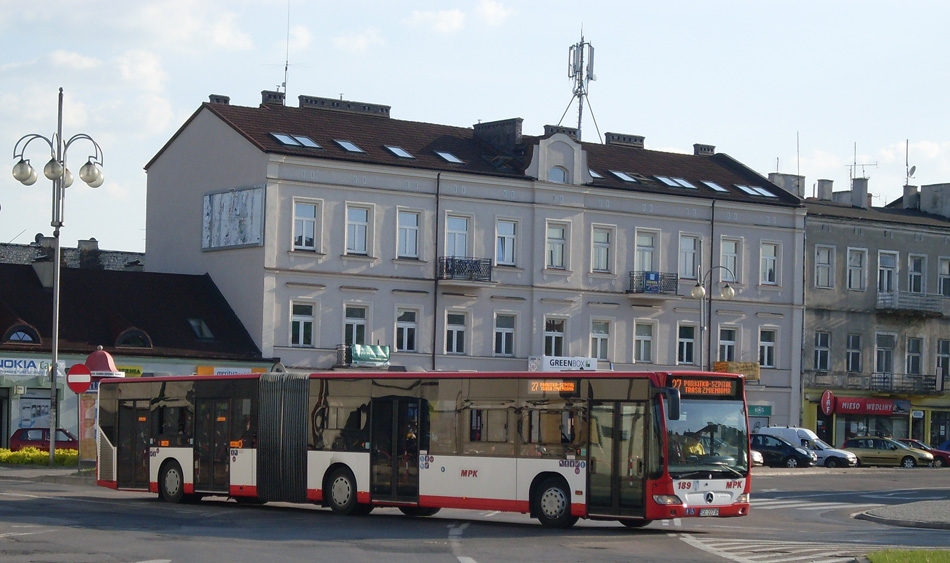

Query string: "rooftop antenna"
[[846, 142, 877, 180], [278, 0, 291, 94], [557, 30, 600, 142], [905, 139, 916, 186]]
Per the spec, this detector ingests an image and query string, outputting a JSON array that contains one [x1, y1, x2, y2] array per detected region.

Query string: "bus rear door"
[[587, 401, 648, 518], [370, 397, 422, 503]]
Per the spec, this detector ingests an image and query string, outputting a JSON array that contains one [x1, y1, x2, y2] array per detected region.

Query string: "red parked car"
[[897, 438, 950, 468], [9, 428, 79, 452]]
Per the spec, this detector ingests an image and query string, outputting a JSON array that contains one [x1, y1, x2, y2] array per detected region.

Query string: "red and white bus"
[[96, 370, 751, 528]]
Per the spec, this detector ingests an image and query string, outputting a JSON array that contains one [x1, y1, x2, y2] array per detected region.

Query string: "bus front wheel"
[[399, 506, 441, 517], [159, 461, 184, 504], [327, 467, 359, 514], [619, 518, 653, 528], [533, 477, 578, 529]]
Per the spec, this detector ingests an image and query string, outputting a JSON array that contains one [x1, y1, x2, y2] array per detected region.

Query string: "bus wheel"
[[159, 461, 184, 504], [533, 477, 578, 529], [399, 506, 441, 517], [619, 518, 653, 528], [327, 467, 358, 514]]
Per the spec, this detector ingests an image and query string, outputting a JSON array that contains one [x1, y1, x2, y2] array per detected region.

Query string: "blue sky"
[[2, 1, 948, 252]]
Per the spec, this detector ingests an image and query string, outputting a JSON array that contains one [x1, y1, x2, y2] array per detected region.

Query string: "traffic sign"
[[67, 364, 92, 394]]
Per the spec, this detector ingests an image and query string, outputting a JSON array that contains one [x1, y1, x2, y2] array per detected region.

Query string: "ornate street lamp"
[[690, 265, 736, 371], [11, 88, 104, 465]]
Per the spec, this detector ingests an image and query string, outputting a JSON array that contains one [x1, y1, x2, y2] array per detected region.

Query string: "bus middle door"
[[587, 401, 648, 518], [194, 399, 231, 494], [370, 397, 422, 503]]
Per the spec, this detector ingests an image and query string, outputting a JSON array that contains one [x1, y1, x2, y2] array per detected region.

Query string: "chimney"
[[543, 125, 578, 140], [604, 132, 644, 148], [768, 173, 805, 198], [208, 94, 230, 105], [78, 238, 102, 270], [903, 185, 919, 209], [816, 179, 833, 201], [693, 143, 715, 156], [851, 177, 869, 209], [298, 95, 391, 117], [261, 90, 285, 107], [473, 118, 523, 154]]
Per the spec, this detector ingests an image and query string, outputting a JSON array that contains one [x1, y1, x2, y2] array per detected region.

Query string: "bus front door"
[[116, 400, 150, 490], [587, 401, 648, 518], [194, 399, 230, 493], [370, 397, 421, 503]]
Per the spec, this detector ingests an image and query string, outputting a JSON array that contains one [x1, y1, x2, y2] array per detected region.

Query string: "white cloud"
[[475, 0, 515, 25], [290, 24, 312, 52], [404, 9, 466, 34], [49, 50, 101, 70], [209, 12, 255, 51], [117, 50, 168, 93], [332, 28, 385, 53]]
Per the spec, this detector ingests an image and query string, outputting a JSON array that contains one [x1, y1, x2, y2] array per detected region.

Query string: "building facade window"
[[346, 205, 370, 255], [548, 166, 568, 183], [760, 242, 779, 285], [848, 248, 867, 291], [496, 220, 517, 266], [395, 308, 418, 352], [592, 227, 611, 273], [397, 210, 420, 259], [291, 302, 314, 347], [719, 327, 737, 362], [677, 325, 696, 365], [544, 318, 566, 356], [446, 312, 467, 354], [815, 245, 834, 288], [908, 255, 925, 294], [591, 320, 610, 361], [5, 326, 38, 343], [878, 251, 898, 293], [937, 339, 950, 377], [679, 235, 700, 280], [846, 334, 862, 373], [546, 223, 567, 269], [446, 215, 469, 258], [294, 201, 317, 251], [759, 329, 776, 368], [494, 314, 515, 357], [940, 258, 950, 297], [634, 322, 654, 363], [814, 331, 830, 371], [721, 238, 739, 282], [875, 333, 896, 374], [906, 337, 923, 375], [344, 305, 368, 346], [636, 231, 656, 272]]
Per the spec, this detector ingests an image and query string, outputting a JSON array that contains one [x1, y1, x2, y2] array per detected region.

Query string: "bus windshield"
[[666, 398, 748, 478]]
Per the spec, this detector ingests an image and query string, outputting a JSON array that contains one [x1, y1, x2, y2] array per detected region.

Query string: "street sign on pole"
[[67, 364, 92, 394]]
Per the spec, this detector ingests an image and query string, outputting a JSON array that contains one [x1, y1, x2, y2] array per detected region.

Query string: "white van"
[[758, 427, 858, 468]]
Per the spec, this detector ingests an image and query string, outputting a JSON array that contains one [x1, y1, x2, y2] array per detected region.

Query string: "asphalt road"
[[0, 466, 948, 563]]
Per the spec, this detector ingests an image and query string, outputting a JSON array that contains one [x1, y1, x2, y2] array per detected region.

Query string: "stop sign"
[[67, 364, 92, 394]]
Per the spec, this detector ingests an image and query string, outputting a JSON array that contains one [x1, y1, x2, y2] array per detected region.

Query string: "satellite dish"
[[909, 165, 916, 177]]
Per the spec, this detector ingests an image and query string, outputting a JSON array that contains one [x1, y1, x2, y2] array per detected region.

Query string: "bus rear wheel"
[[159, 461, 184, 504], [533, 477, 578, 529], [399, 506, 441, 517], [327, 467, 359, 514]]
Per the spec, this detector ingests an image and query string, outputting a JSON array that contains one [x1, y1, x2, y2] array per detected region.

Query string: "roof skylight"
[[610, 170, 638, 183], [294, 136, 321, 148], [385, 145, 414, 159], [752, 186, 778, 197], [271, 133, 301, 146], [701, 180, 729, 192], [735, 185, 760, 196], [672, 177, 697, 189], [334, 140, 365, 153], [435, 151, 463, 164], [589, 169, 604, 179], [655, 175, 680, 187]]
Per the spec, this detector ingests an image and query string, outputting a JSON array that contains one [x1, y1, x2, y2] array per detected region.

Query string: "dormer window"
[[4, 326, 39, 344], [116, 329, 152, 348], [548, 166, 568, 184]]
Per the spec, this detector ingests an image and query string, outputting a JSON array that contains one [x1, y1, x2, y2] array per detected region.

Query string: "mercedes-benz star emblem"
[[705, 492, 715, 504]]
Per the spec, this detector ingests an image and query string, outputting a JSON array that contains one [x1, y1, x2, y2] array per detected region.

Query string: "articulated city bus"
[[97, 370, 751, 528]]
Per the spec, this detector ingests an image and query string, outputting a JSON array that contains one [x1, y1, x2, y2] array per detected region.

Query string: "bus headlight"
[[652, 494, 683, 505], [736, 493, 749, 503]]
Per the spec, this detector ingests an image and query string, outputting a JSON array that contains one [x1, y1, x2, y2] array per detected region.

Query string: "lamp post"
[[690, 265, 736, 372], [11, 88, 104, 466]]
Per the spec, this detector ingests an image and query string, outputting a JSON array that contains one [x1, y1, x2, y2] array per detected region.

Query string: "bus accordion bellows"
[[96, 370, 751, 528]]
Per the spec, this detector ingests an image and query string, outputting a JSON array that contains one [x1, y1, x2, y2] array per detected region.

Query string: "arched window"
[[4, 326, 39, 344], [548, 166, 568, 184], [116, 329, 152, 348]]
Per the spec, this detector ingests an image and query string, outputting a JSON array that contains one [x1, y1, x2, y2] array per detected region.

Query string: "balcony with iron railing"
[[626, 271, 679, 298], [804, 370, 946, 395], [437, 256, 493, 284], [876, 291, 945, 317], [870, 372, 942, 394]]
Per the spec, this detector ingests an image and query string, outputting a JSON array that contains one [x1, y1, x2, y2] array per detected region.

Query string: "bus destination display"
[[670, 376, 736, 397], [529, 380, 577, 394]]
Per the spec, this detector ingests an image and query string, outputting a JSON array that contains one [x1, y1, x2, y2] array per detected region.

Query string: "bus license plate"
[[699, 508, 719, 517]]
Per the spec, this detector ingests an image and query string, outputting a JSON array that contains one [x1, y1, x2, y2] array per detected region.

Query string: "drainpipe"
[[707, 199, 717, 371], [432, 173, 442, 371]]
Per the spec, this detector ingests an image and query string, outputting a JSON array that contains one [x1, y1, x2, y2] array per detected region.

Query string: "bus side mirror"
[[658, 387, 681, 421]]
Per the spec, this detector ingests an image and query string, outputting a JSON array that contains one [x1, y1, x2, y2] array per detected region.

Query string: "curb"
[[855, 510, 950, 531]]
